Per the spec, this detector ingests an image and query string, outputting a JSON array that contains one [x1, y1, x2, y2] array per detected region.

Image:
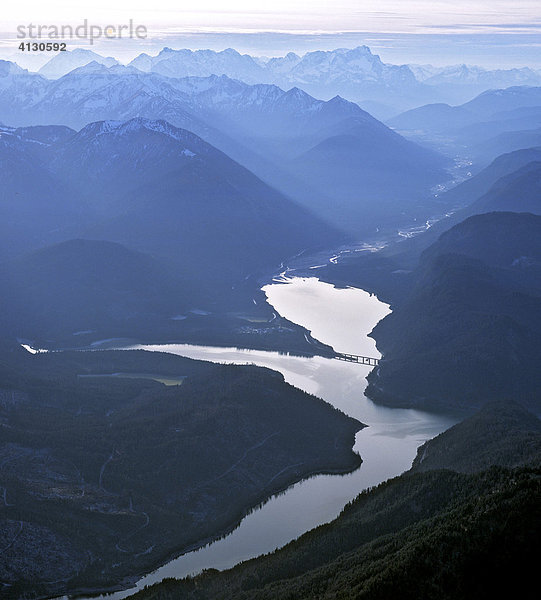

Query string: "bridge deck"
[[335, 353, 380, 366]]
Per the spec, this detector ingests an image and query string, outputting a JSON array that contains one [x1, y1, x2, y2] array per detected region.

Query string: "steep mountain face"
[[0, 59, 27, 76], [0, 61, 48, 108], [43, 118, 340, 280], [265, 51, 302, 74], [38, 48, 118, 79], [290, 116, 448, 232], [188, 80, 450, 234], [419, 210, 541, 270], [169, 80, 449, 232], [0, 117, 341, 345], [468, 161, 541, 215], [45, 118, 219, 208], [267, 46, 429, 108], [367, 212, 541, 412], [180, 79, 351, 142], [0, 117, 340, 286], [0, 63, 428, 150], [0, 124, 88, 257], [173, 79, 449, 232], [0, 63, 213, 136]]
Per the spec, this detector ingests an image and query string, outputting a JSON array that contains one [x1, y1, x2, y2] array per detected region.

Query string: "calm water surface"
[[72, 277, 456, 599]]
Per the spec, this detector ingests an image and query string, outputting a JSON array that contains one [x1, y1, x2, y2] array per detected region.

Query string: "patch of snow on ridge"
[[78, 118, 200, 145], [118, 118, 200, 144]]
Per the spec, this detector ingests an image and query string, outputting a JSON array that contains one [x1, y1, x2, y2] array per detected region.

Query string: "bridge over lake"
[[335, 353, 380, 366]]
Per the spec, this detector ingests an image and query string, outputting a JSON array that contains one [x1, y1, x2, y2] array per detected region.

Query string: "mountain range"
[[2, 41, 541, 600], [0, 117, 340, 342], [389, 86, 541, 163], [29, 47, 541, 114], [21, 46, 432, 114], [0, 62, 450, 234]]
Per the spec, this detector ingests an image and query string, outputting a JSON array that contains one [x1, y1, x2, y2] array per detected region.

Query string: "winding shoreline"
[[55, 445, 364, 600], [44, 277, 454, 600]]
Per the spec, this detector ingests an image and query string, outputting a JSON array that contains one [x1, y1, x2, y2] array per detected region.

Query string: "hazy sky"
[[2, 1, 541, 68]]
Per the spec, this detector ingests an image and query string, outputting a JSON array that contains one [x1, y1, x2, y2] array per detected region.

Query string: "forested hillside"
[[132, 402, 541, 600], [0, 347, 361, 598]]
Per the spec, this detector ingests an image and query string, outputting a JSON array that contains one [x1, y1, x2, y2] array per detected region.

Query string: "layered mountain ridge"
[[0, 116, 341, 344], [29, 46, 541, 113], [0, 64, 450, 234]]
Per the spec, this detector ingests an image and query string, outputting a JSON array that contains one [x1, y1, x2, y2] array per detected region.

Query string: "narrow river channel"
[[71, 276, 456, 599]]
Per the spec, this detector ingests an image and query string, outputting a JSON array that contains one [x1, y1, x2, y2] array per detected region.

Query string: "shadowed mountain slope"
[[367, 212, 541, 412]]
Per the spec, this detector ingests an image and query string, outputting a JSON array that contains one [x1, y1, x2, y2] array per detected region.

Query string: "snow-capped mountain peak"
[[128, 47, 267, 83]]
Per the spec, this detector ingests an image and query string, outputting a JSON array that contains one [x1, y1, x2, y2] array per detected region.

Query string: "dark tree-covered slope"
[[129, 402, 541, 600], [0, 239, 189, 338], [367, 212, 541, 412], [412, 401, 541, 473], [0, 347, 361, 599]]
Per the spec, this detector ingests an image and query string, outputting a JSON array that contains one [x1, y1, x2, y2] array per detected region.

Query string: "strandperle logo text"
[[17, 20, 147, 45]]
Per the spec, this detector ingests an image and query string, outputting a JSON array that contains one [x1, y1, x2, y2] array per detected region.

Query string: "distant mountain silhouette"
[[38, 48, 118, 79], [389, 86, 541, 163]]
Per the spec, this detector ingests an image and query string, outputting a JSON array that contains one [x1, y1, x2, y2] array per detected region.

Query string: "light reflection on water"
[[69, 277, 456, 600]]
